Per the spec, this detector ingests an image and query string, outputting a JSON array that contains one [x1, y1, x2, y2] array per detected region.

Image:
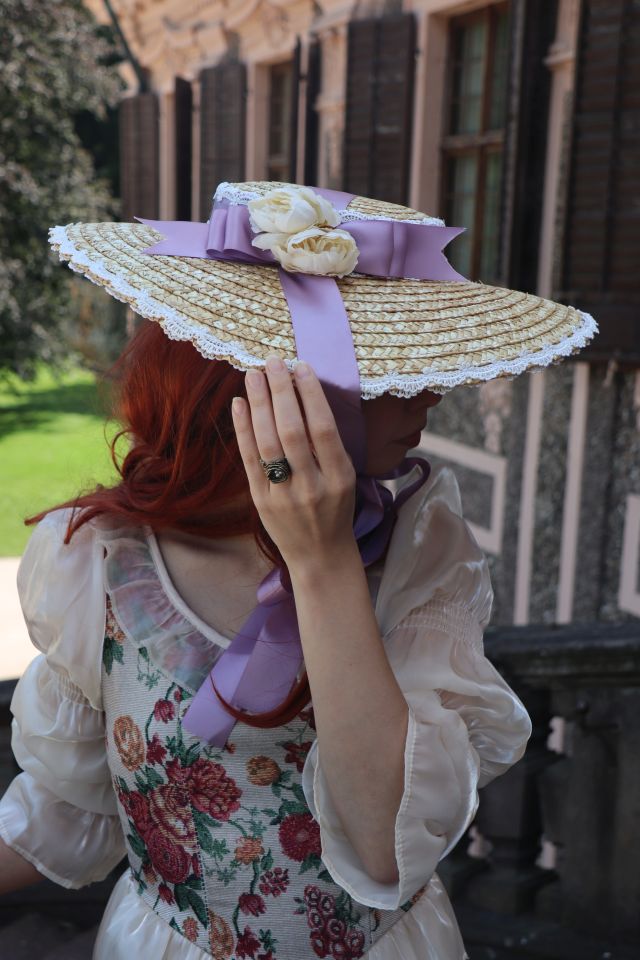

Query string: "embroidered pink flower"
[[236, 926, 261, 959], [158, 882, 174, 904], [235, 837, 264, 864], [341, 929, 366, 959], [310, 930, 331, 958], [153, 698, 175, 722], [146, 827, 191, 884], [183, 917, 199, 942], [173, 689, 182, 703], [279, 812, 321, 861], [281, 739, 312, 772], [259, 867, 289, 897], [326, 918, 347, 941], [239, 892, 266, 917], [148, 783, 197, 845], [188, 758, 242, 821], [304, 884, 322, 907], [146, 733, 167, 765]]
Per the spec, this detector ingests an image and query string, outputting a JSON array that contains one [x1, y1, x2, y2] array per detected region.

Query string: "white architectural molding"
[[619, 495, 640, 617], [556, 362, 589, 623], [418, 433, 507, 555]]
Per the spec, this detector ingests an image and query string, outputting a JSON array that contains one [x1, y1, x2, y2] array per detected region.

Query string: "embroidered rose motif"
[[248, 186, 340, 236], [122, 789, 153, 838], [153, 698, 175, 723], [246, 756, 281, 786], [279, 812, 321, 862], [148, 783, 197, 845], [253, 227, 358, 278], [188, 758, 242, 821], [146, 827, 191, 884], [239, 892, 266, 917], [236, 926, 261, 959], [183, 917, 199, 943], [113, 715, 145, 771], [259, 866, 289, 897], [234, 837, 264, 864], [208, 911, 234, 960]]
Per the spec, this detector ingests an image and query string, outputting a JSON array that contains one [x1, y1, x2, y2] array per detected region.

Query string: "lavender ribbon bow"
[[139, 187, 466, 746]]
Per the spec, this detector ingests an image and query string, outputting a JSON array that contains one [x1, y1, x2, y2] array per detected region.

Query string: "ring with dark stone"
[[259, 456, 292, 483]]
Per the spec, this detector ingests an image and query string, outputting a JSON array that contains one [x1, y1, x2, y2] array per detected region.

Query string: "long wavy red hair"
[[27, 320, 311, 726]]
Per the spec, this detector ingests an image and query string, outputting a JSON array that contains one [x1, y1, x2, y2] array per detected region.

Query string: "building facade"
[[86, 0, 640, 626]]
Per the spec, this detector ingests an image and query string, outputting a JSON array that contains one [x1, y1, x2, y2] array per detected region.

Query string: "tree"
[[0, 0, 122, 377]]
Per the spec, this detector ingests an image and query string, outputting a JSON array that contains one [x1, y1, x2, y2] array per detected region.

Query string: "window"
[[267, 62, 294, 182], [441, 4, 510, 284]]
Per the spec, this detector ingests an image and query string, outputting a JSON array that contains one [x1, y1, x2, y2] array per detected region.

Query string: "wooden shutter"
[[174, 77, 193, 221], [119, 93, 159, 221], [500, 0, 558, 291], [304, 37, 322, 186], [200, 61, 247, 219], [554, 0, 640, 360], [343, 14, 416, 205]]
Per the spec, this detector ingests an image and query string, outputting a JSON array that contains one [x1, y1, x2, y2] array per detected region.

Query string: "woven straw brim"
[[49, 215, 597, 398]]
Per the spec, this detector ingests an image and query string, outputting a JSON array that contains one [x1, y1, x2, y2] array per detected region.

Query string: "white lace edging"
[[49, 225, 598, 398], [213, 182, 445, 226]]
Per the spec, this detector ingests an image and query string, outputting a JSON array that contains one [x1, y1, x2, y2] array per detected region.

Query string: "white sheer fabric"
[[0, 465, 532, 959]]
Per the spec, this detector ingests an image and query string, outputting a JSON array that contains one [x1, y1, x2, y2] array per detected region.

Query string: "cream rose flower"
[[248, 185, 340, 235], [252, 227, 359, 278]]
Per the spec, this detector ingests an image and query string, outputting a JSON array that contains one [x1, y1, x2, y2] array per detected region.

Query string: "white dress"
[[0, 465, 532, 959]]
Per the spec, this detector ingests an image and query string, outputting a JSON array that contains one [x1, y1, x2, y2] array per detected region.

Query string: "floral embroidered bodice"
[[102, 547, 423, 960]]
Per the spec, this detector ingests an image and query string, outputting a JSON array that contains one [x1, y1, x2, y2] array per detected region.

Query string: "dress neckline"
[[143, 527, 232, 650]]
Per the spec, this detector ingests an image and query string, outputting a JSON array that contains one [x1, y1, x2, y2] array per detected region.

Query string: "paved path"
[[0, 558, 35, 680]]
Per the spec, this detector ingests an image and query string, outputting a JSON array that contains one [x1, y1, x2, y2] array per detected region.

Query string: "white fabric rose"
[[253, 227, 359, 278], [248, 186, 341, 235]]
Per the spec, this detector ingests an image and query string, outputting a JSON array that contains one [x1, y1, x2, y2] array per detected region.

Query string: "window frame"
[[439, 2, 510, 283]]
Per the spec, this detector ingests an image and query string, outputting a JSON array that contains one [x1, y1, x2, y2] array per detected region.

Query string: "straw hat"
[[49, 180, 597, 397]]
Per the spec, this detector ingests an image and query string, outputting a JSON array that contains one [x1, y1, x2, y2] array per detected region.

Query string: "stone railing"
[[443, 621, 640, 960]]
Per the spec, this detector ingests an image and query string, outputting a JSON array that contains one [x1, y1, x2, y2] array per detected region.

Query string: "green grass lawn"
[[0, 367, 119, 556]]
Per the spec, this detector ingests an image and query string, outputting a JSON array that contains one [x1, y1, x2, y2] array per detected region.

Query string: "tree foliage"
[[0, 0, 122, 377]]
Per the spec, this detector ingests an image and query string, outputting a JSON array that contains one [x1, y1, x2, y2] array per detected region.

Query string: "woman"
[[0, 182, 596, 959]]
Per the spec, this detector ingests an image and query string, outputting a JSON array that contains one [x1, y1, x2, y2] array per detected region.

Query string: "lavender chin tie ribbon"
[[139, 187, 466, 746]]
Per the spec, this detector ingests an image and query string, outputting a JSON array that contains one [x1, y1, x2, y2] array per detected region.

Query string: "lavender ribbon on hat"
[[138, 185, 466, 746]]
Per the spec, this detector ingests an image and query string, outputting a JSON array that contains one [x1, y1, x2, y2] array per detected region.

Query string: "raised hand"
[[231, 355, 357, 569]]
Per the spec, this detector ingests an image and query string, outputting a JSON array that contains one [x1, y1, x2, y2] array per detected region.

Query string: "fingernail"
[[266, 355, 285, 374], [232, 396, 245, 414], [295, 361, 311, 378], [246, 369, 262, 389]]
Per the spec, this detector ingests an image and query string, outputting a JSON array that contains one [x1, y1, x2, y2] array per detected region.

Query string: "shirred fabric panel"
[[0, 773, 125, 889], [15, 508, 107, 710], [0, 509, 124, 887], [10, 655, 117, 815]]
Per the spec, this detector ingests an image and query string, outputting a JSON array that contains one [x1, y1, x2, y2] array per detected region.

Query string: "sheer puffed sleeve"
[[302, 466, 532, 909], [0, 509, 126, 888]]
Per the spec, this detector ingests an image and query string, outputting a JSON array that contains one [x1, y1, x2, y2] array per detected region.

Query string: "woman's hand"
[[231, 355, 357, 568]]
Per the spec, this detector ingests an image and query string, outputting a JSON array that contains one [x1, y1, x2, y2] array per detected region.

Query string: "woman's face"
[[362, 389, 443, 475]]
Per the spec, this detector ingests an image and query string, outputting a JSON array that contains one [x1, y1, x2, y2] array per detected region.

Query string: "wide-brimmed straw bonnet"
[[49, 180, 597, 397]]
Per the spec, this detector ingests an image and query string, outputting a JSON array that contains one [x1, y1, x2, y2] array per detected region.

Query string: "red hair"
[[28, 320, 311, 725]]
